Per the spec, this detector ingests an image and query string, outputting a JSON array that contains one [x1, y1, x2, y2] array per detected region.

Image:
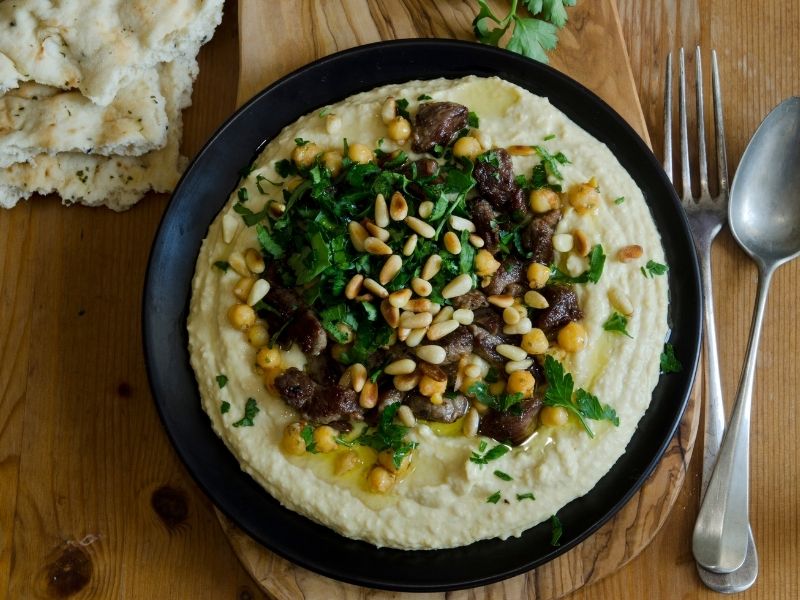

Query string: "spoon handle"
[[693, 266, 772, 572]]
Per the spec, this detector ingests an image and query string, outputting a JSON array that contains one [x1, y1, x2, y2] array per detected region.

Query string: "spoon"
[[693, 96, 800, 573]]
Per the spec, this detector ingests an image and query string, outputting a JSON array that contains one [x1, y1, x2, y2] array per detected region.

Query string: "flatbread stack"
[[0, 0, 225, 210]]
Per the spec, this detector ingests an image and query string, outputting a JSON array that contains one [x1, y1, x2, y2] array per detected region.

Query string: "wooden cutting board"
[[219, 1, 700, 598]]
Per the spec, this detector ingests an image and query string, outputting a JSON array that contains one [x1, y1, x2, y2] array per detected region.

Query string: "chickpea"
[[368, 466, 396, 493], [558, 321, 588, 353], [227, 303, 256, 330], [256, 346, 282, 369], [281, 422, 307, 455], [527, 262, 551, 289], [330, 343, 350, 362], [506, 370, 535, 398], [459, 375, 480, 394], [313, 425, 338, 453], [261, 367, 281, 395], [474, 249, 501, 277], [378, 449, 412, 474], [321, 150, 343, 176], [529, 188, 560, 213], [334, 450, 361, 475], [488, 380, 506, 397], [247, 323, 270, 347], [567, 181, 602, 215], [418, 375, 447, 397], [452, 136, 483, 160], [387, 116, 411, 143], [521, 328, 549, 355], [539, 405, 569, 427], [291, 142, 320, 169], [348, 143, 374, 164]]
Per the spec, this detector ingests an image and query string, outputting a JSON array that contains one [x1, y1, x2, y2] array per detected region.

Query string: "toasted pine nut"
[[453, 308, 474, 325], [348, 221, 368, 251], [245, 248, 265, 274], [364, 237, 393, 255], [363, 278, 389, 298], [464, 364, 482, 379], [365, 221, 390, 242], [507, 144, 536, 156], [380, 255, 402, 284], [524, 290, 549, 309], [385, 358, 417, 375], [411, 277, 432, 297], [427, 319, 459, 341], [397, 405, 416, 427], [505, 359, 534, 374], [405, 327, 427, 348], [345, 274, 364, 299], [374, 194, 389, 227], [449, 215, 476, 232], [405, 298, 433, 313], [503, 307, 520, 325], [390, 192, 408, 221], [468, 234, 485, 248], [552, 233, 574, 253], [442, 273, 473, 298], [422, 254, 442, 280], [247, 279, 271, 306], [351, 363, 367, 392], [388, 288, 412, 308], [496, 344, 528, 361], [381, 97, 396, 124], [416, 345, 447, 364], [462, 408, 480, 437], [228, 251, 249, 277], [406, 216, 435, 238], [617, 244, 644, 262], [325, 113, 341, 134], [360, 381, 378, 409], [417, 201, 434, 219], [381, 300, 400, 328], [609, 288, 634, 316], [354, 293, 374, 302], [429, 302, 441, 316], [573, 229, 591, 256], [444, 231, 462, 255], [222, 214, 239, 244], [400, 311, 433, 329], [393, 372, 420, 391], [268, 202, 287, 218], [487, 294, 514, 308], [339, 368, 353, 388], [402, 234, 418, 256], [432, 305, 454, 324], [233, 277, 255, 302], [503, 317, 532, 335], [396, 327, 411, 342]]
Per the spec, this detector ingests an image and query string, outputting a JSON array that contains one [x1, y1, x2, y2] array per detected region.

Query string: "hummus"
[[188, 76, 669, 550]]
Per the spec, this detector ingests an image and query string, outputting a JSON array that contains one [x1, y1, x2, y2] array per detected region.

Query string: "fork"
[[664, 47, 758, 592]]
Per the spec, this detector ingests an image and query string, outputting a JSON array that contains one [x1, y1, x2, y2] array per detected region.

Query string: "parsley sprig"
[[602, 312, 633, 338], [355, 403, 417, 469], [467, 381, 525, 413], [470, 440, 511, 465]]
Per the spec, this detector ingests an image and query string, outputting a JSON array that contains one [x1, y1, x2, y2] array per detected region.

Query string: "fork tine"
[[663, 52, 673, 181], [695, 47, 709, 194], [712, 50, 729, 195], [679, 48, 692, 200]]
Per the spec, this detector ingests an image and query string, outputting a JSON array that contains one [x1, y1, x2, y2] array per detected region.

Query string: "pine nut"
[[406, 216, 435, 238], [406, 298, 433, 313], [394, 372, 420, 391], [449, 215, 476, 232], [374, 193, 389, 227], [325, 113, 341, 134], [397, 405, 416, 427], [363, 278, 388, 298], [573, 228, 591, 256], [487, 294, 514, 308], [228, 251, 249, 277], [507, 144, 536, 156], [365, 221, 390, 242], [339, 369, 353, 389], [464, 364, 481, 379], [405, 327, 427, 347], [390, 191, 409, 221], [388, 288, 412, 308], [411, 277, 432, 297], [379, 255, 402, 284], [385, 358, 417, 375], [462, 408, 479, 437], [416, 345, 447, 365], [617, 244, 644, 262], [496, 344, 528, 361], [268, 202, 287, 218], [351, 363, 367, 392], [233, 277, 255, 302], [397, 327, 411, 342], [427, 319, 459, 341], [355, 293, 374, 302], [429, 303, 442, 316], [503, 317, 532, 335], [609, 288, 634, 316], [552, 233, 574, 253], [222, 213, 239, 244], [247, 279, 271, 306], [453, 308, 474, 325], [348, 221, 368, 251], [360, 381, 378, 409], [505, 359, 533, 374], [364, 237, 392, 255], [524, 290, 549, 309], [442, 273, 473, 298], [403, 234, 418, 256], [503, 307, 521, 325], [417, 201, 434, 219], [400, 311, 433, 329], [469, 234, 485, 248], [443, 231, 462, 254], [345, 274, 364, 299], [432, 305, 454, 324], [381, 300, 400, 328], [381, 97, 396, 124], [245, 248, 266, 274], [422, 254, 442, 280]]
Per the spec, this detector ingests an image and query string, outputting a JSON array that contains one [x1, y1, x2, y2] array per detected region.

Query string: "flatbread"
[[0, 70, 168, 168], [0, 0, 223, 106], [0, 58, 197, 211]]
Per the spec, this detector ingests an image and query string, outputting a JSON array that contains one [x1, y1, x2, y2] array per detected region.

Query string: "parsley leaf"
[[300, 424, 319, 453], [470, 442, 511, 465], [220, 401, 230, 414], [550, 514, 563, 546], [232, 398, 259, 427], [603, 312, 633, 338], [237, 187, 249, 203], [356, 403, 417, 468], [295, 137, 311, 146], [660, 343, 683, 373], [213, 260, 229, 272], [533, 145, 570, 180], [517, 492, 536, 501], [417, 94, 432, 101], [215, 374, 228, 389], [642, 260, 669, 277], [254, 224, 284, 259], [468, 381, 525, 414], [507, 16, 559, 62], [487, 491, 502, 504], [468, 111, 480, 128], [550, 244, 606, 284], [614, 196, 625, 204], [494, 470, 513, 481]]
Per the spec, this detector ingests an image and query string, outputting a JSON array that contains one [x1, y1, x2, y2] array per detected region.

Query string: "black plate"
[[143, 39, 701, 592]]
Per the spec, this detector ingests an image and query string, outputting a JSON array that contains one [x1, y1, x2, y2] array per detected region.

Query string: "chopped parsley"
[[486, 491, 502, 504], [213, 260, 230, 272], [395, 98, 411, 120], [318, 107, 331, 117], [517, 492, 536, 501], [355, 403, 417, 469], [468, 111, 480, 128], [300, 424, 319, 453], [602, 312, 633, 338], [642, 260, 668, 278], [417, 93, 432, 101], [494, 470, 513, 481], [215, 374, 228, 389], [220, 401, 230, 414], [294, 137, 311, 146], [232, 398, 259, 428], [614, 196, 625, 204], [237, 187, 249, 203], [544, 134, 556, 141], [550, 244, 606, 284], [660, 343, 683, 373], [550, 515, 563, 546], [470, 441, 511, 465], [534, 145, 570, 180]]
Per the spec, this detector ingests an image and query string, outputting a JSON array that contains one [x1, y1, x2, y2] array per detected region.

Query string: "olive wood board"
[[216, 1, 700, 598]]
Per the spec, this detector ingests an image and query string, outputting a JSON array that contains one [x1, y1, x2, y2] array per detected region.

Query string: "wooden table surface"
[[1, 1, 798, 599]]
